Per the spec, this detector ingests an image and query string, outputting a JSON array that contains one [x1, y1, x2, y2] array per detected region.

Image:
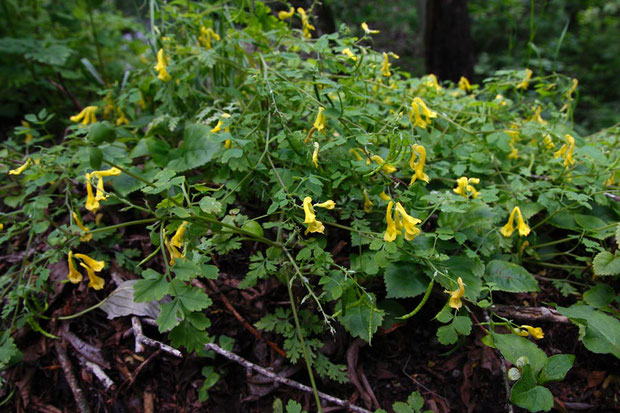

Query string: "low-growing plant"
[[1, 1, 619, 411]]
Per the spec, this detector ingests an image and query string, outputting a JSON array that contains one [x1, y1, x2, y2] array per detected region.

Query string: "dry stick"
[[483, 310, 514, 413], [346, 338, 372, 409], [54, 341, 92, 413], [491, 304, 570, 324], [76, 354, 115, 390], [204, 342, 373, 413], [130, 317, 182, 357]]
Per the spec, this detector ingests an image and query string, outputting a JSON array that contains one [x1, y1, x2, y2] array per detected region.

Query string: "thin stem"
[[87, 6, 107, 84]]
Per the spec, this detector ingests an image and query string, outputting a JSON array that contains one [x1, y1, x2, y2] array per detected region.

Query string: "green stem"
[[522, 260, 587, 270], [87, 5, 107, 84]]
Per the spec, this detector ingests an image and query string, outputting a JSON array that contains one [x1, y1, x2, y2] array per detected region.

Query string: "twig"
[[76, 354, 115, 390], [204, 342, 373, 413], [346, 338, 371, 409], [130, 317, 182, 357], [491, 304, 570, 324], [483, 310, 514, 413], [54, 341, 92, 413]]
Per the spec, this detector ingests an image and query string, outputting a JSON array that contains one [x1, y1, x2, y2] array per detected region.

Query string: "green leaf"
[[134, 269, 169, 302], [485, 260, 540, 292], [392, 402, 412, 413], [437, 325, 458, 345], [157, 299, 182, 332], [384, 262, 428, 299], [169, 317, 210, 352], [171, 280, 212, 312], [167, 124, 219, 172], [510, 365, 554, 412], [491, 333, 547, 373], [556, 304, 620, 358], [407, 391, 425, 411], [442, 256, 484, 301], [173, 260, 202, 281], [285, 400, 303, 413], [197, 366, 220, 403], [0, 333, 19, 364], [538, 354, 575, 384], [592, 251, 620, 276], [453, 316, 472, 335], [583, 284, 615, 308], [338, 295, 384, 343], [199, 196, 223, 214]]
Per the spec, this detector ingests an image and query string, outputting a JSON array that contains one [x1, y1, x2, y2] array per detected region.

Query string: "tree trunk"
[[423, 0, 475, 82]]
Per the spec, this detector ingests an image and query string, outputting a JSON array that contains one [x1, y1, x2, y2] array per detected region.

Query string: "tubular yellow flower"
[[302, 197, 325, 235], [394, 202, 421, 241], [349, 148, 364, 161], [154, 48, 171, 82], [278, 7, 295, 20], [314, 107, 326, 132], [8, 158, 32, 175], [67, 251, 83, 284], [312, 142, 320, 168], [116, 109, 129, 126], [315, 200, 335, 210], [409, 144, 430, 184], [361, 22, 379, 34], [445, 277, 465, 309], [426, 74, 442, 90], [566, 78, 578, 99], [383, 201, 398, 242], [495, 94, 507, 106], [164, 236, 184, 266], [341, 48, 357, 61], [170, 221, 188, 249], [543, 134, 555, 149], [22, 121, 33, 143], [371, 155, 397, 174], [379, 191, 391, 201], [199, 26, 220, 49], [458, 76, 472, 93], [363, 190, 373, 213], [554, 134, 576, 167], [516, 68, 533, 90], [519, 325, 544, 340], [79, 262, 105, 290], [70, 106, 98, 125], [453, 177, 480, 199], [380, 52, 391, 77], [92, 167, 122, 178], [297, 8, 315, 38], [409, 97, 437, 129], [85, 173, 100, 212], [72, 212, 92, 242], [500, 206, 530, 237], [74, 253, 105, 272], [528, 106, 547, 125], [604, 172, 616, 187]]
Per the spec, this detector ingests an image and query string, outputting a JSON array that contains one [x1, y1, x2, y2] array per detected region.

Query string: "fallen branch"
[[54, 341, 91, 413], [491, 305, 570, 324], [484, 310, 514, 413], [129, 317, 182, 357], [76, 354, 115, 390], [204, 342, 373, 413]]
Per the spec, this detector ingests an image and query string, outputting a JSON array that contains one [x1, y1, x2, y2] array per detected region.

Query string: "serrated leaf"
[[511, 364, 554, 412], [592, 251, 620, 276], [538, 354, 574, 384], [134, 269, 169, 302], [491, 333, 547, 373], [199, 196, 222, 214], [453, 316, 472, 335], [437, 325, 458, 345], [556, 304, 620, 358], [157, 299, 182, 332], [338, 295, 384, 343], [407, 391, 425, 411], [169, 318, 210, 352], [171, 280, 212, 312], [485, 260, 539, 292], [392, 402, 412, 413], [384, 262, 428, 299], [167, 124, 219, 172]]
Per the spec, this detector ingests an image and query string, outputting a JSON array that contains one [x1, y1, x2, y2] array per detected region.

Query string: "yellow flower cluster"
[[154, 48, 171, 82], [361, 22, 379, 35], [371, 155, 397, 174], [515, 325, 544, 340], [199, 26, 220, 49], [211, 113, 232, 148], [341, 48, 357, 62], [409, 144, 429, 185], [70, 106, 98, 125], [409, 97, 437, 129], [85, 167, 122, 212], [453, 176, 480, 199], [500, 206, 530, 237], [297, 8, 315, 38], [516, 68, 533, 90], [67, 251, 106, 290], [458, 76, 472, 93], [445, 277, 465, 309], [383, 201, 421, 242], [165, 221, 188, 265], [554, 134, 576, 167], [302, 197, 335, 235]]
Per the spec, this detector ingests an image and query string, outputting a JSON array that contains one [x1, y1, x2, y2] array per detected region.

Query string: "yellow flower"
[[315, 200, 335, 210], [74, 253, 105, 272], [85, 173, 99, 212], [495, 94, 507, 106], [154, 48, 171, 82], [302, 197, 325, 235], [516, 68, 533, 90], [445, 277, 465, 309], [361, 22, 380, 34], [363, 190, 373, 213], [409, 97, 437, 129], [604, 172, 617, 187], [518, 325, 544, 340], [383, 201, 398, 242], [371, 155, 397, 174], [350, 148, 363, 161], [500, 206, 530, 237], [21, 121, 33, 143], [425, 74, 442, 90], [528, 106, 547, 125], [380, 52, 391, 77], [394, 202, 421, 241], [554, 134, 576, 167], [67, 251, 83, 284], [278, 7, 295, 20], [170, 221, 188, 249], [79, 262, 105, 290], [8, 158, 32, 175], [116, 109, 129, 126], [70, 106, 98, 125], [565, 78, 578, 99], [72, 212, 92, 242], [409, 144, 430, 184], [312, 142, 320, 168], [314, 107, 326, 132], [199, 26, 220, 49], [453, 177, 480, 199], [341, 48, 357, 61], [297, 8, 315, 38], [458, 76, 472, 93], [0, 223, 3, 231], [379, 191, 391, 201], [543, 134, 555, 149]]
